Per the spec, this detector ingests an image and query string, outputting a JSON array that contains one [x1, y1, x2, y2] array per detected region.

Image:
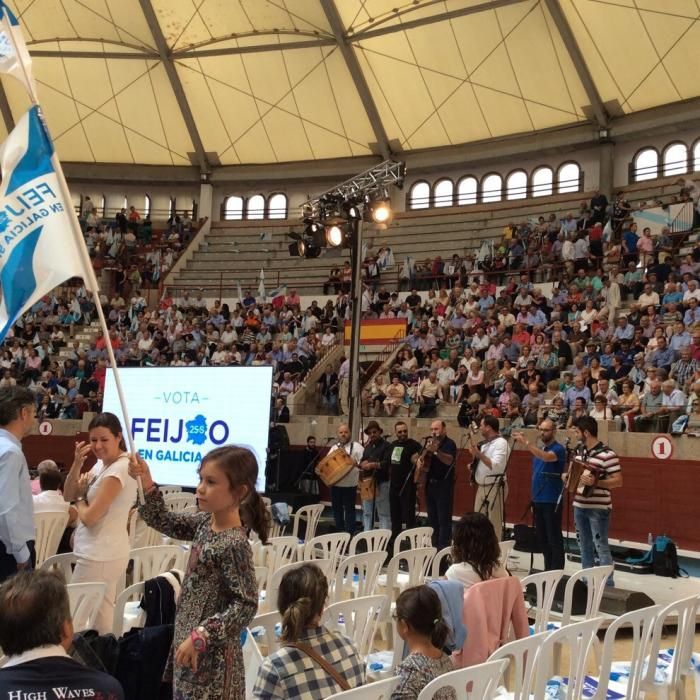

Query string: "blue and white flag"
[[0, 2, 36, 98], [0, 106, 90, 342]]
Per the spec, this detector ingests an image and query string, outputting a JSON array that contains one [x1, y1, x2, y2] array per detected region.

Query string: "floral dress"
[[139, 489, 258, 700]]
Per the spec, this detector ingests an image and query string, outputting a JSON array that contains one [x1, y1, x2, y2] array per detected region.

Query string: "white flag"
[[258, 268, 265, 300], [0, 2, 37, 98], [0, 106, 91, 342]]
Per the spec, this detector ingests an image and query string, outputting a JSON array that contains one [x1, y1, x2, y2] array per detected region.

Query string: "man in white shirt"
[[638, 283, 660, 308], [467, 415, 509, 538], [683, 279, 700, 303], [327, 424, 363, 537], [436, 360, 455, 401], [33, 468, 77, 528]]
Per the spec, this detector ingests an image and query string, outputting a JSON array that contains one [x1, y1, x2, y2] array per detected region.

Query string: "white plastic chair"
[[641, 594, 700, 700], [303, 533, 350, 575], [379, 547, 436, 595], [332, 551, 386, 603], [291, 503, 325, 541], [327, 677, 399, 699], [129, 545, 188, 586], [113, 581, 146, 637], [560, 565, 614, 627], [254, 566, 268, 599], [264, 559, 332, 613], [163, 492, 197, 512], [417, 657, 509, 700], [499, 539, 516, 569], [392, 526, 433, 556], [39, 552, 77, 581], [347, 529, 391, 556], [34, 510, 69, 567], [250, 610, 282, 656], [323, 594, 388, 658], [534, 617, 604, 699], [265, 536, 299, 572], [521, 568, 564, 633], [488, 630, 549, 700], [159, 485, 183, 497], [128, 509, 163, 549], [590, 604, 662, 700], [67, 582, 107, 632], [430, 546, 452, 580]]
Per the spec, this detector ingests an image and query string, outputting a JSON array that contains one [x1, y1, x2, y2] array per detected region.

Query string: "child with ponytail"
[[392, 585, 456, 700], [128, 445, 269, 700]]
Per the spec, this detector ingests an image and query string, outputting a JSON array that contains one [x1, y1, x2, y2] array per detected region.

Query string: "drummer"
[[328, 424, 364, 537]]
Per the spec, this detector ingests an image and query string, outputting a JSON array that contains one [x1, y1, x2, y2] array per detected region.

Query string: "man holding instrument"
[[388, 421, 422, 552], [566, 416, 622, 586], [328, 424, 363, 537], [418, 420, 457, 550], [512, 419, 566, 570], [468, 415, 509, 538], [359, 421, 392, 532]]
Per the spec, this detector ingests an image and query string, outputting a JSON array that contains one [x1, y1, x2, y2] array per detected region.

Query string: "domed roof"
[[3, 0, 699, 169]]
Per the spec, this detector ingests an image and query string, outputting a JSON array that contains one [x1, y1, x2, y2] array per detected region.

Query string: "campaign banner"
[[103, 366, 273, 489]]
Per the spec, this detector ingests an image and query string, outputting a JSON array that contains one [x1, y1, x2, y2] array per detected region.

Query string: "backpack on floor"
[[652, 536, 686, 578]]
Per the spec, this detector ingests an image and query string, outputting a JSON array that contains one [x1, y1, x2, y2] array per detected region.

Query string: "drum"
[[315, 448, 354, 487]]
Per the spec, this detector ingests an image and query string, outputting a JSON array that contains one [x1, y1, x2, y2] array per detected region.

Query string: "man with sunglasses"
[[512, 419, 566, 570], [388, 421, 422, 552]]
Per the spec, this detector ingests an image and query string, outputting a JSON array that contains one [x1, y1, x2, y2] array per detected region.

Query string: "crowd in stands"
[[1, 184, 699, 433]]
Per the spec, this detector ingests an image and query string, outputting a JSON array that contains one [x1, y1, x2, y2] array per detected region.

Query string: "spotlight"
[[288, 240, 305, 257], [366, 196, 393, 227], [325, 224, 344, 247], [341, 200, 362, 220], [304, 243, 321, 259]]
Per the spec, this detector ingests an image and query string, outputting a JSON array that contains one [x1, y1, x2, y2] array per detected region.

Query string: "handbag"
[[285, 642, 350, 691]]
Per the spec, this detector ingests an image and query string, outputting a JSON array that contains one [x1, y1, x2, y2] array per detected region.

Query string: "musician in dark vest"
[[417, 420, 457, 550], [359, 421, 392, 532], [566, 416, 622, 586], [388, 421, 423, 552], [512, 418, 566, 570]]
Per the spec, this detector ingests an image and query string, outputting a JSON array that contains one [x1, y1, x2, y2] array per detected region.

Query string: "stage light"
[[365, 195, 393, 228], [326, 224, 344, 247], [288, 240, 305, 257], [304, 243, 321, 259]]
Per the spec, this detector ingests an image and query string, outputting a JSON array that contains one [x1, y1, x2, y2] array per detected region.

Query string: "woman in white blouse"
[[63, 412, 137, 634]]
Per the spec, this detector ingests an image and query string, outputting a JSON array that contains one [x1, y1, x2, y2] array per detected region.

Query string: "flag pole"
[[7, 36, 145, 502]]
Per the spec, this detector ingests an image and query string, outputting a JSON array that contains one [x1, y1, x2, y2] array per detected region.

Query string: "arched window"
[[433, 178, 454, 207], [633, 148, 658, 181], [693, 140, 700, 172], [409, 181, 430, 209], [457, 176, 478, 206], [144, 194, 151, 219], [481, 173, 502, 203], [662, 142, 688, 176], [268, 193, 288, 219], [224, 195, 244, 220], [557, 162, 581, 193], [531, 167, 553, 197], [246, 194, 265, 220], [506, 170, 527, 200]]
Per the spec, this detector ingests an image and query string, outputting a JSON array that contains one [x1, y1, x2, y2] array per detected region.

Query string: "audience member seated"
[[0, 571, 125, 699], [392, 585, 456, 700], [253, 563, 364, 698], [445, 512, 508, 589]]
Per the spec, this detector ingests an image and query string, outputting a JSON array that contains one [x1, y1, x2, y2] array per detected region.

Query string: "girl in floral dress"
[[128, 445, 268, 700]]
